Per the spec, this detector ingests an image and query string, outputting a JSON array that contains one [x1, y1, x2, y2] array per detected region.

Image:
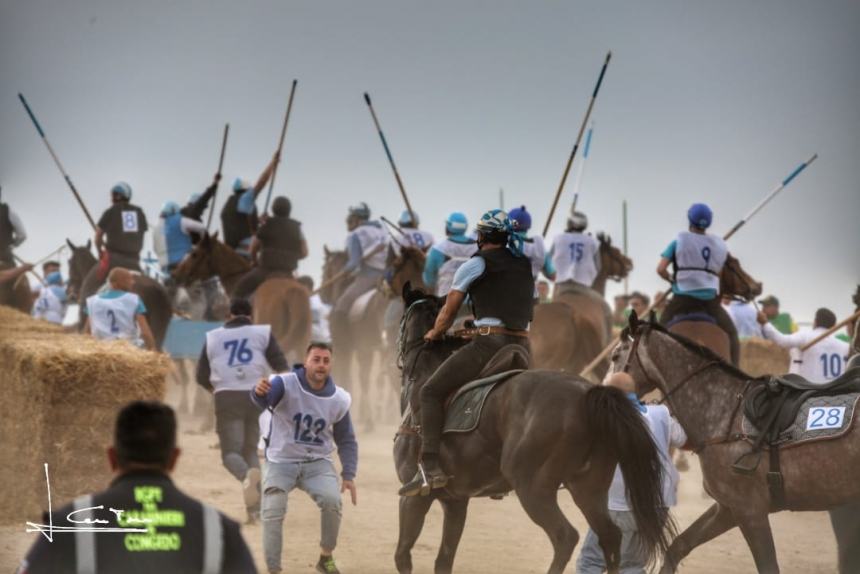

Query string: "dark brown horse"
[[393, 285, 675, 574], [172, 232, 311, 361], [611, 313, 860, 574], [0, 264, 34, 313], [531, 233, 632, 377], [66, 239, 172, 350]]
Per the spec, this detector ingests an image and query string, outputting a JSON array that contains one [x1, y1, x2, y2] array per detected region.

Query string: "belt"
[[454, 326, 529, 338]]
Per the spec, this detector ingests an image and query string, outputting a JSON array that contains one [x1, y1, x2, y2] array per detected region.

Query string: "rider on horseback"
[[508, 205, 556, 282], [548, 208, 600, 298], [422, 212, 477, 297], [391, 210, 434, 256], [154, 201, 207, 275], [233, 195, 308, 299], [220, 154, 278, 259], [399, 209, 534, 497], [180, 173, 221, 242], [329, 202, 387, 344], [657, 202, 740, 364]]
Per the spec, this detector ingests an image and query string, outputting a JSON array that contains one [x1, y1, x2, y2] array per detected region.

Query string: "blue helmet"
[[233, 177, 252, 193], [445, 212, 468, 235], [189, 192, 202, 204], [508, 205, 531, 232], [476, 209, 512, 234], [111, 181, 132, 200], [348, 202, 371, 220], [160, 200, 180, 217], [687, 203, 713, 229], [398, 209, 419, 227]]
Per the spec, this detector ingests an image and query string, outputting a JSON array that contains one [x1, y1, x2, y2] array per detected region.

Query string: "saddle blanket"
[[443, 370, 523, 434], [742, 392, 860, 447], [164, 318, 223, 359]]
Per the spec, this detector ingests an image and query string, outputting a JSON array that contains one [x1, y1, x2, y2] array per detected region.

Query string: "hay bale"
[[0, 306, 169, 523], [740, 337, 790, 377]]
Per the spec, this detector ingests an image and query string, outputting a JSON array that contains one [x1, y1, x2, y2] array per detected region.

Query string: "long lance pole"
[[206, 123, 230, 231], [363, 92, 416, 225], [12, 254, 45, 286], [581, 153, 820, 377], [499, 187, 505, 211], [18, 93, 98, 233], [263, 79, 298, 214], [800, 309, 860, 352], [542, 51, 612, 238], [622, 199, 629, 295], [570, 121, 595, 214]]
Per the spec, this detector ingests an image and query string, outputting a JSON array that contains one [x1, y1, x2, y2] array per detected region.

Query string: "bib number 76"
[[223, 338, 253, 366]]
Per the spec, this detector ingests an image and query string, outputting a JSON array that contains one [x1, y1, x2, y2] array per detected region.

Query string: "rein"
[[624, 325, 749, 453]]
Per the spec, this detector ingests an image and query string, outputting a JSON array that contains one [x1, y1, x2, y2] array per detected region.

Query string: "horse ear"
[[85, 239, 92, 251], [67, 238, 75, 250], [324, 245, 330, 257], [401, 280, 413, 303], [628, 309, 640, 331], [212, 231, 219, 240], [648, 309, 658, 324]]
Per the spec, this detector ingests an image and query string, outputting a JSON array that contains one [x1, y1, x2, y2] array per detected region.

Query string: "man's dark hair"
[[42, 260, 60, 271], [630, 291, 650, 306], [272, 196, 292, 217], [477, 229, 508, 247], [815, 307, 837, 329], [307, 341, 333, 354], [229, 298, 253, 317], [297, 275, 314, 291], [114, 401, 177, 468]]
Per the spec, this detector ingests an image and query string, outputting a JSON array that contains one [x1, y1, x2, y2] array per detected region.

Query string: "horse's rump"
[[669, 320, 730, 362], [134, 275, 173, 350], [253, 277, 311, 361], [531, 294, 607, 375]]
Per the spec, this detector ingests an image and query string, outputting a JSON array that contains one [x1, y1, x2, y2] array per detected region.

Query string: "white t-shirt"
[[725, 300, 762, 339], [762, 323, 850, 383], [522, 235, 548, 279], [608, 404, 687, 511], [550, 232, 600, 286]]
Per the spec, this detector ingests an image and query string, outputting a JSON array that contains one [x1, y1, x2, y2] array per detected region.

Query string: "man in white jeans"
[[576, 372, 686, 574], [252, 342, 358, 574]]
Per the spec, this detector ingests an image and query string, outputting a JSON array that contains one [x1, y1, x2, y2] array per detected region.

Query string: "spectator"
[[759, 295, 797, 334]]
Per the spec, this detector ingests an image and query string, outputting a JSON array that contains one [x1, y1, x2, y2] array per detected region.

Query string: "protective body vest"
[[434, 237, 477, 296], [396, 227, 434, 253], [32, 285, 67, 325], [673, 231, 728, 293], [98, 203, 148, 257], [86, 292, 141, 342], [468, 248, 535, 331], [522, 235, 548, 279], [265, 372, 352, 464], [221, 194, 257, 250], [205, 324, 272, 392], [551, 231, 599, 286], [348, 222, 388, 271], [258, 216, 302, 272], [164, 213, 193, 267]]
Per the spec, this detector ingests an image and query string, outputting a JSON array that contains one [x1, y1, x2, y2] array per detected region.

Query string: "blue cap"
[[111, 181, 132, 200], [445, 212, 468, 235], [508, 205, 531, 232], [687, 203, 713, 229], [398, 209, 418, 227], [160, 200, 180, 217]]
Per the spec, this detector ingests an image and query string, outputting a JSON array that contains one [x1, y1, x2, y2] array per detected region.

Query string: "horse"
[[0, 264, 34, 313], [610, 313, 860, 574], [393, 284, 675, 574], [530, 232, 632, 377], [66, 239, 172, 350], [172, 232, 311, 362]]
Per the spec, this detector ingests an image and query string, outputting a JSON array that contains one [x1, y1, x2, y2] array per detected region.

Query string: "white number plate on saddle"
[[806, 406, 846, 431]]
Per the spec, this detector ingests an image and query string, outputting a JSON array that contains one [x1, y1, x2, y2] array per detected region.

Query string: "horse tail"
[[585, 385, 675, 565]]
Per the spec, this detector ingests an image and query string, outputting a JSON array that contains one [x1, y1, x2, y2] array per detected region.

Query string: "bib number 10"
[[806, 406, 846, 431]]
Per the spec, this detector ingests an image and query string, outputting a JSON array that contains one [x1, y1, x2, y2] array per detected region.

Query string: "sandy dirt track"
[[2, 400, 840, 573]]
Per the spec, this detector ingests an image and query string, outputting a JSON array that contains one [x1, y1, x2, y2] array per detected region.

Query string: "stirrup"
[[731, 451, 762, 475], [398, 463, 449, 497]]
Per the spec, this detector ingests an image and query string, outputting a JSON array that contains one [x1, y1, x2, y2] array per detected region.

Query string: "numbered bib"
[[806, 406, 846, 431], [122, 210, 139, 233]]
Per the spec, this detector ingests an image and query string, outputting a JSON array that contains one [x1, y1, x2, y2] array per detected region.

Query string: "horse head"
[[720, 254, 762, 302], [65, 238, 97, 302], [390, 246, 427, 296], [597, 232, 633, 281], [319, 246, 350, 305]]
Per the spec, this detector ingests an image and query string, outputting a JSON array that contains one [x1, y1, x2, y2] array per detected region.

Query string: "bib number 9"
[[806, 406, 846, 431], [701, 246, 711, 266]]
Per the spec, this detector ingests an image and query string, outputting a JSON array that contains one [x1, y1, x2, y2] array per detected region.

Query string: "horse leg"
[[660, 502, 736, 574], [435, 498, 469, 574], [516, 480, 579, 574], [735, 511, 780, 574], [360, 349, 375, 431], [395, 494, 434, 574], [565, 480, 621, 574]]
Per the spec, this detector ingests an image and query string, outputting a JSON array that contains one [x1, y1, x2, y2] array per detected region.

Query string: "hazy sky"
[[2, 0, 858, 322]]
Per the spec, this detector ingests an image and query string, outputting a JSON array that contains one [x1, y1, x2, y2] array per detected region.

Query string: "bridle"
[[621, 324, 749, 452]]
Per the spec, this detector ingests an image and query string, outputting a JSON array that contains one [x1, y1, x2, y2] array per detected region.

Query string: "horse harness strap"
[[453, 326, 529, 339]]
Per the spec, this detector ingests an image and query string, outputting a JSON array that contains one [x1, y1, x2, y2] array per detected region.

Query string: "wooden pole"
[[541, 52, 612, 238], [263, 79, 299, 214], [800, 309, 860, 352], [206, 123, 230, 231]]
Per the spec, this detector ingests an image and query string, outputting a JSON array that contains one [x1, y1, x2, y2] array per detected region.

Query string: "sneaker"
[[316, 555, 340, 574], [243, 468, 261, 508], [397, 464, 449, 497]]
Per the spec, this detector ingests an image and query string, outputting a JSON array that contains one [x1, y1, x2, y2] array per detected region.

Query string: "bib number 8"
[[121, 211, 139, 233]]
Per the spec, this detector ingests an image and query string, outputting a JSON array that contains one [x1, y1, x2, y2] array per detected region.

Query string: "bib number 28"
[[806, 406, 846, 431]]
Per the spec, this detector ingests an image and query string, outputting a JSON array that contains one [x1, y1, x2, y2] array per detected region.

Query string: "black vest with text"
[[468, 247, 534, 331]]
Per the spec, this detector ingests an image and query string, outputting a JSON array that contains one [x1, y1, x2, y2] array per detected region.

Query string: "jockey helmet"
[[232, 178, 252, 193], [445, 212, 468, 235], [160, 201, 180, 217], [348, 202, 371, 221], [398, 209, 418, 227], [476, 209, 512, 234], [567, 210, 588, 231], [188, 192, 202, 204], [687, 203, 713, 229], [508, 205, 532, 232], [111, 181, 132, 201], [272, 196, 291, 217]]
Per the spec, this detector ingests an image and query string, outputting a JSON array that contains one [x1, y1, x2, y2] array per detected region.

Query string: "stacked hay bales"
[[0, 307, 169, 523], [740, 337, 791, 377]]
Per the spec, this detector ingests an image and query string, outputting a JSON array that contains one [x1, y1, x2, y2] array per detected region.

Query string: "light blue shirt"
[[450, 256, 503, 327], [237, 189, 257, 215], [661, 240, 717, 300]]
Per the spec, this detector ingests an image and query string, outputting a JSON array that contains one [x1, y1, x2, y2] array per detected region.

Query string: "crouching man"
[[252, 342, 358, 574]]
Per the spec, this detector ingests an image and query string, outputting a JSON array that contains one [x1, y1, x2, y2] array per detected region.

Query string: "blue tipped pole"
[[18, 93, 98, 232], [542, 51, 612, 238], [364, 92, 416, 225], [723, 153, 818, 240], [571, 121, 596, 213]]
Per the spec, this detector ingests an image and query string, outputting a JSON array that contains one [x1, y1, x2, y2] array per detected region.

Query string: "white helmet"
[[567, 210, 588, 231]]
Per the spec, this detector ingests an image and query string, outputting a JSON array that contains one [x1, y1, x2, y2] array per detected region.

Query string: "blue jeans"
[[262, 459, 342, 572], [576, 510, 648, 574]]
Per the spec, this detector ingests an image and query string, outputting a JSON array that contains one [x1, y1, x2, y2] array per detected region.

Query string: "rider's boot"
[[398, 454, 450, 497]]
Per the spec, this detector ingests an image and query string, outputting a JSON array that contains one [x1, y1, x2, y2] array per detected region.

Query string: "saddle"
[[734, 366, 860, 508], [665, 311, 716, 328]]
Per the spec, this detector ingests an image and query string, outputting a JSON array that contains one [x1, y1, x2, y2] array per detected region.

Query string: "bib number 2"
[[806, 406, 846, 431]]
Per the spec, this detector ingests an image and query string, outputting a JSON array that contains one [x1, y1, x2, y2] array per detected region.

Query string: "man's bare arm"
[[425, 290, 466, 340]]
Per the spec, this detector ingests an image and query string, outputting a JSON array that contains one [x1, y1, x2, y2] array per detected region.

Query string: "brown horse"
[[394, 285, 675, 574], [0, 264, 34, 313], [531, 233, 632, 377], [611, 313, 860, 574], [65, 239, 172, 350], [173, 233, 311, 361]]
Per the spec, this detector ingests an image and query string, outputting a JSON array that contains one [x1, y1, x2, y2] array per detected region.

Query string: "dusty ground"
[[1, 381, 840, 573]]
